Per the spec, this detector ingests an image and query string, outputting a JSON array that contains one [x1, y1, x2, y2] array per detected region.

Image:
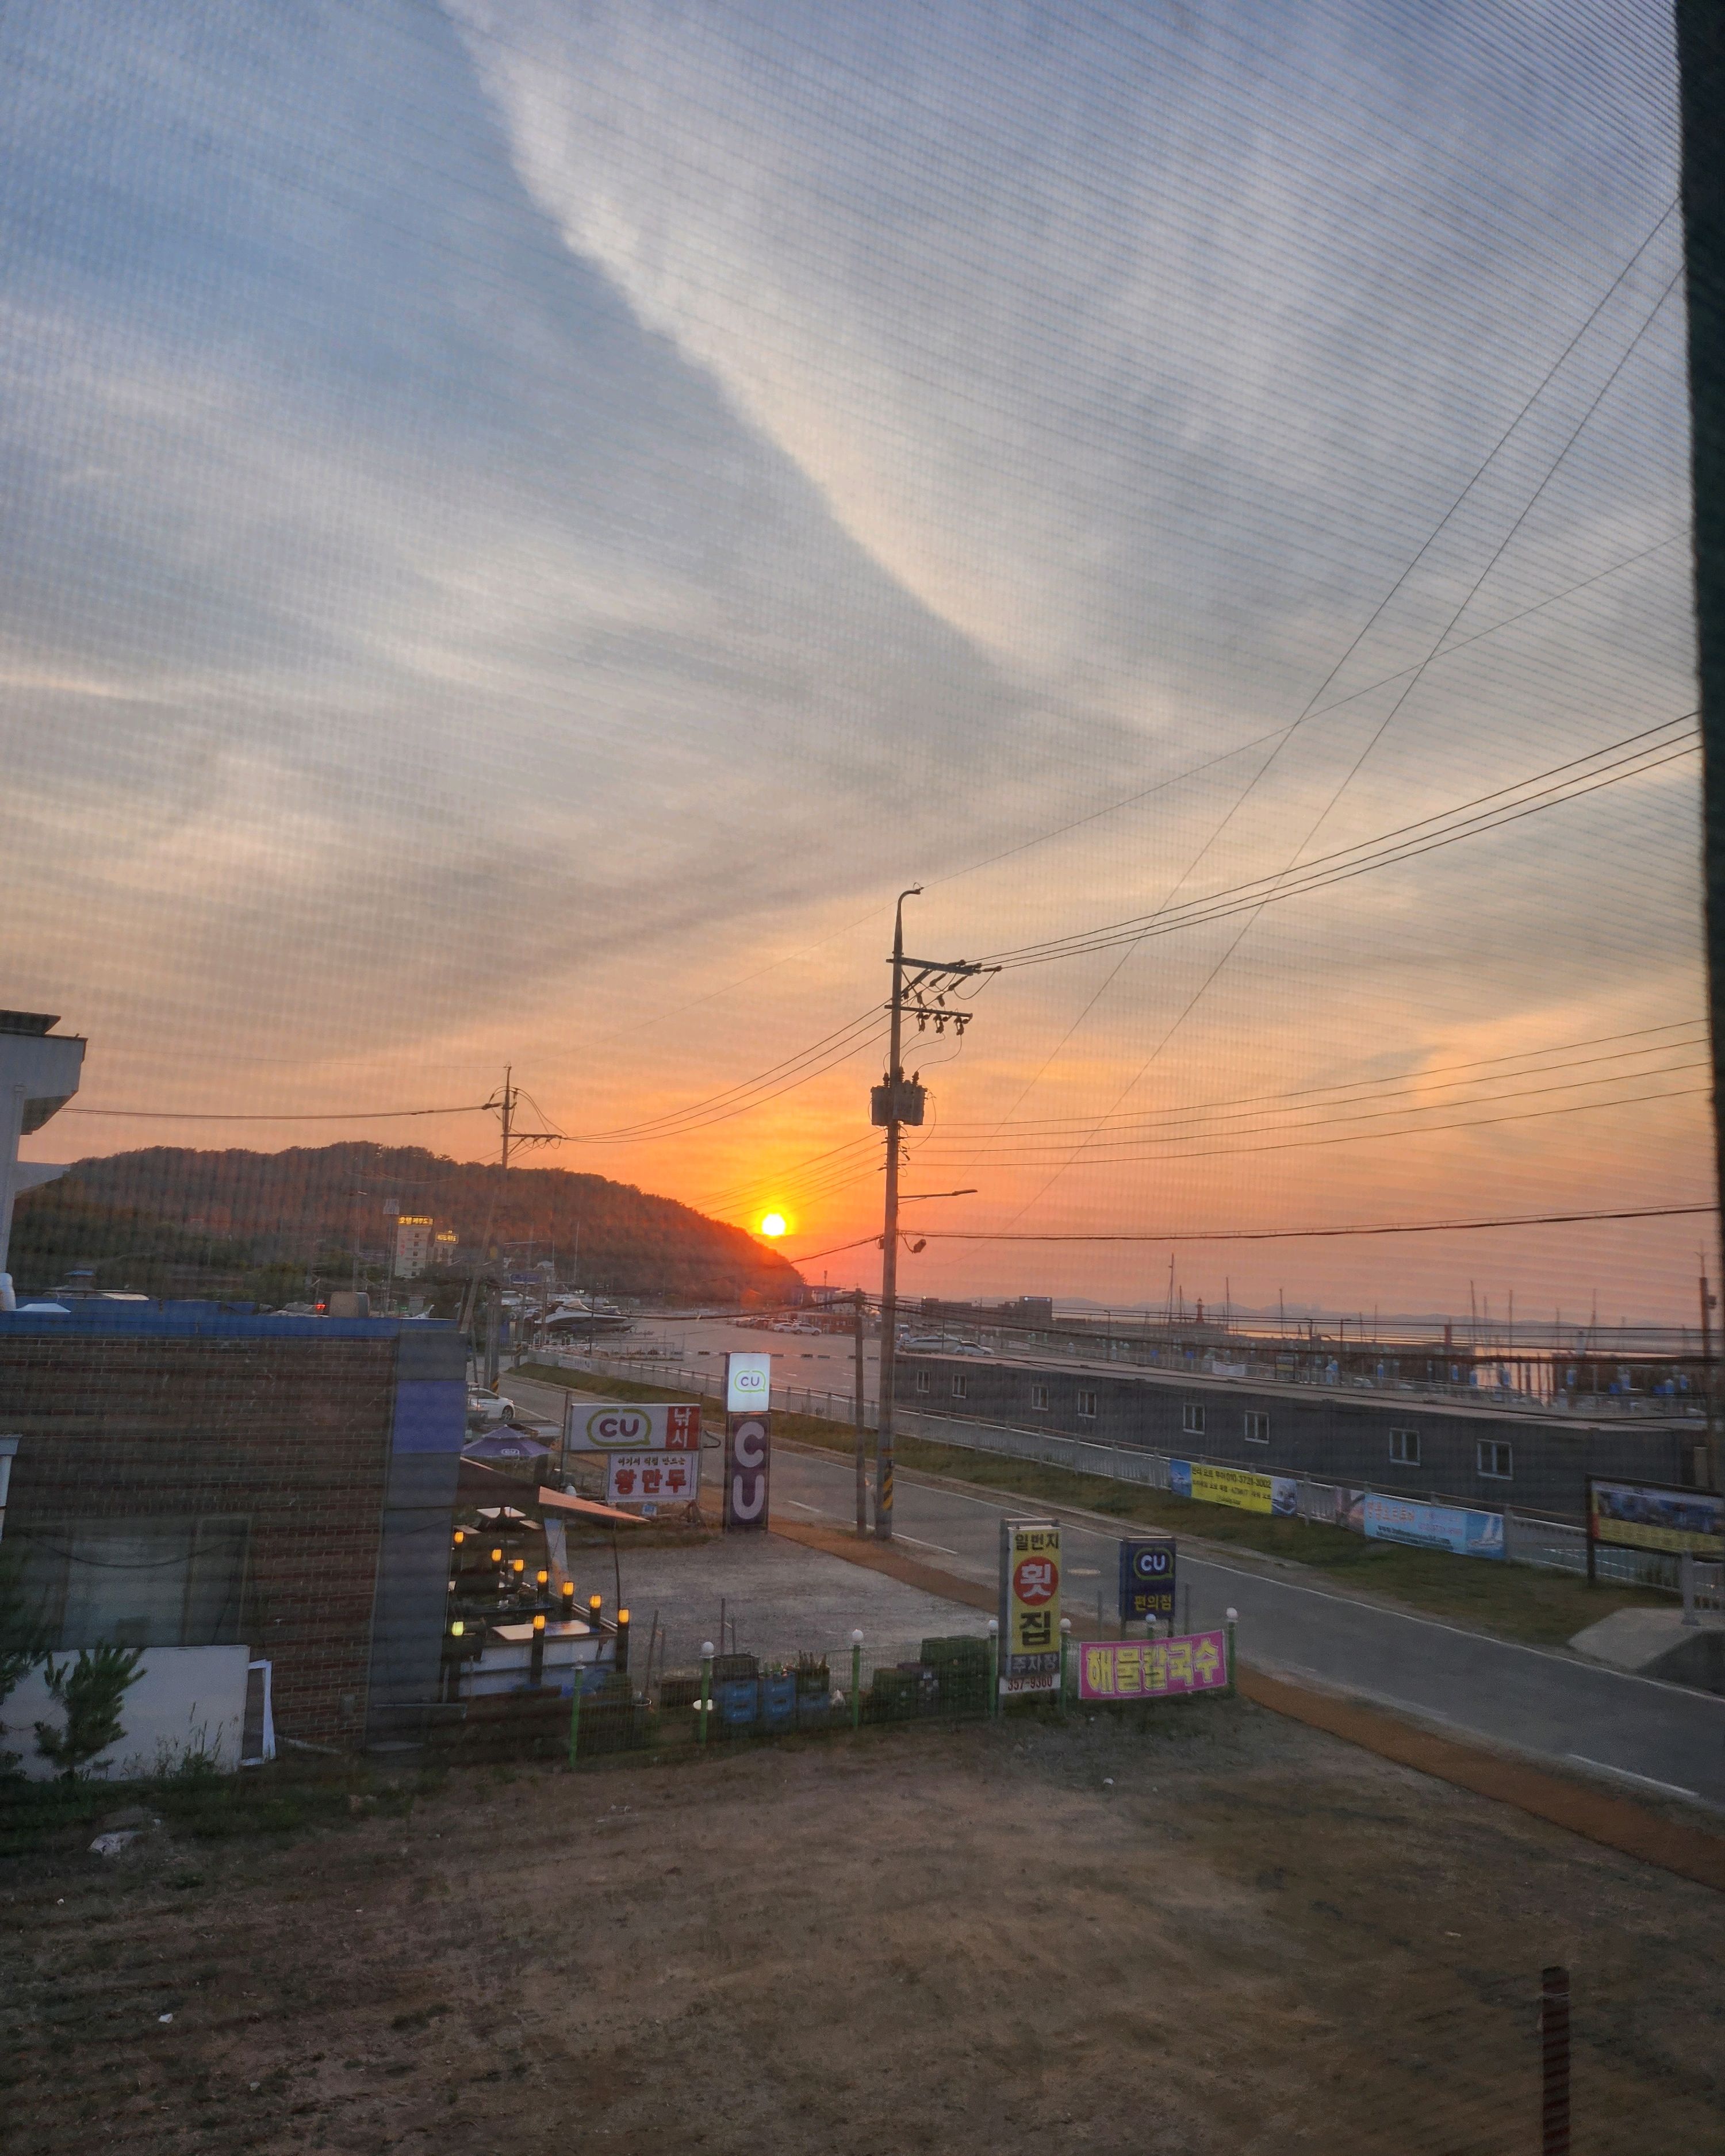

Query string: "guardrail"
[[537, 1349, 1713, 1598]]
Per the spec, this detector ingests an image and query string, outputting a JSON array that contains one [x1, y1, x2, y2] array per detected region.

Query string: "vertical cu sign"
[[724, 1351, 773, 1531]]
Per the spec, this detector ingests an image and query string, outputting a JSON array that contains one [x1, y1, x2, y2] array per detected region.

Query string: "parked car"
[[947, 1341, 995, 1357], [467, 1389, 516, 1426], [899, 1333, 949, 1351]]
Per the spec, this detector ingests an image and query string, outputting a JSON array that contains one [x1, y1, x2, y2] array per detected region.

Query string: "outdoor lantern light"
[[561, 1582, 576, 1609], [453, 1528, 465, 1546], [589, 1593, 603, 1624], [533, 1612, 546, 1632], [512, 1558, 526, 1576], [536, 1569, 549, 1587], [450, 1620, 465, 1637], [490, 1547, 503, 1564]]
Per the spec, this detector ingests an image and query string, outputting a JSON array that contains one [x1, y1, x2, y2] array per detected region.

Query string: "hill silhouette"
[[10, 1145, 803, 1305]]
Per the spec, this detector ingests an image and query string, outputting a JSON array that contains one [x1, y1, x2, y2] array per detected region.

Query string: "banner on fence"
[[605, 1449, 700, 1511], [999, 1518, 1061, 1687], [1363, 1494, 1503, 1559], [1586, 1477, 1723, 1561], [1170, 1460, 1298, 1517], [563, 1399, 701, 1453], [1078, 1631, 1228, 1702], [1118, 1536, 1176, 1624]]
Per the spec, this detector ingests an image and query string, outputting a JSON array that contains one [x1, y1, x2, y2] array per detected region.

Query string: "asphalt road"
[[769, 1441, 1725, 1809], [505, 1369, 1725, 1808]]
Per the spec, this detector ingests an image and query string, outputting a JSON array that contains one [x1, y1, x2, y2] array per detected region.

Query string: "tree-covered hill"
[[10, 1145, 802, 1305]]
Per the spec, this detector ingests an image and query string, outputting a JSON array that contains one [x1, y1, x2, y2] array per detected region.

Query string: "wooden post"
[[1540, 1965, 1570, 2156]]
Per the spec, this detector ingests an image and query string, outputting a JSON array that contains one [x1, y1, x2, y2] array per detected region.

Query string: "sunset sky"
[[4, 0, 1711, 1322]]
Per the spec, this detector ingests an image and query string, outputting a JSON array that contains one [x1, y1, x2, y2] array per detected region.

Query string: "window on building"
[[1077, 1389, 1097, 1419], [952, 1374, 968, 1400], [1030, 1383, 1049, 1411], [1477, 1439, 1512, 1479], [1244, 1410, 1269, 1443], [915, 1370, 929, 1394], [1182, 1403, 1205, 1436], [20, 1516, 252, 1649], [1389, 1428, 1420, 1466]]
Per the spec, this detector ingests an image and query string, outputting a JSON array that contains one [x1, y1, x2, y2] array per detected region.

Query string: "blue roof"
[[0, 1298, 458, 1342]]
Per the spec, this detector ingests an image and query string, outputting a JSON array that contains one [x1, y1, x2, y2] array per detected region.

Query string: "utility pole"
[[872, 889, 994, 1541], [1678, 2, 1725, 1494]]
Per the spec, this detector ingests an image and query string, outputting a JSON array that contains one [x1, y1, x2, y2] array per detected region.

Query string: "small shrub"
[[34, 1645, 146, 1780]]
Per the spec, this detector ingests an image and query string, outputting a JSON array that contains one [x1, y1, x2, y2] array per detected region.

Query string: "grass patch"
[[771, 1415, 1672, 1648], [514, 1363, 703, 1405], [0, 1753, 431, 1859]]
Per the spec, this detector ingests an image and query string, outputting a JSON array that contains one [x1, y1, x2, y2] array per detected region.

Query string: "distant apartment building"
[[394, 1215, 434, 1278]]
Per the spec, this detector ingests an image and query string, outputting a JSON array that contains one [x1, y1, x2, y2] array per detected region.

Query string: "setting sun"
[[758, 1211, 788, 1238]]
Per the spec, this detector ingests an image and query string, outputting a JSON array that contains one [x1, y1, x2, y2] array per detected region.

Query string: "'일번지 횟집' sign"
[[999, 1518, 1061, 1689], [1077, 1631, 1228, 1702]]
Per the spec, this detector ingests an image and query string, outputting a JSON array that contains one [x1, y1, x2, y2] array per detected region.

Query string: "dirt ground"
[[3, 1702, 1720, 2155]]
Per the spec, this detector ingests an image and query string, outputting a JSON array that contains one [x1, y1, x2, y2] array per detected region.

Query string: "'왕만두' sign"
[[1118, 1536, 1176, 1624], [564, 1400, 701, 1453], [1588, 1477, 1723, 1561], [999, 1518, 1061, 1687], [1078, 1631, 1228, 1702], [605, 1449, 700, 1511]]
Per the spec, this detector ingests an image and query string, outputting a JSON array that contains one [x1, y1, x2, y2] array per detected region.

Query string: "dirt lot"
[[3, 1703, 1720, 2155]]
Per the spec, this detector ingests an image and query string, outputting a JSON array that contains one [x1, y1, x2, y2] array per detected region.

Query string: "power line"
[[918, 1079, 1709, 1171], [62, 1102, 492, 1122], [934, 1019, 1707, 1135], [982, 716, 1696, 968], [914, 1202, 1715, 1246]]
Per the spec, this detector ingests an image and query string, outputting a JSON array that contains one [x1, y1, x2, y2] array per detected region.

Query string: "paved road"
[[769, 1441, 1725, 1809], [507, 1371, 1725, 1808]]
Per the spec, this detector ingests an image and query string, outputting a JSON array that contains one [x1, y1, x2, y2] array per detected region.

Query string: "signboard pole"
[[854, 1287, 868, 1537]]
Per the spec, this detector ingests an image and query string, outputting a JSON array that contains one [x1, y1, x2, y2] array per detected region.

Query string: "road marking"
[[775, 1447, 1725, 1708], [787, 1499, 823, 1514], [896, 1533, 960, 1556], [1565, 1755, 1701, 1801]]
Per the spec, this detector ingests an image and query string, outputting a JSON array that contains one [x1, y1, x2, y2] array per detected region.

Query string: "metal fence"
[[534, 1349, 1720, 1604], [427, 1635, 1078, 1767]]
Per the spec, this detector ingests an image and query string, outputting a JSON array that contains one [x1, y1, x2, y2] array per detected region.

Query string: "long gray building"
[[896, 1350, 1707, 1520]]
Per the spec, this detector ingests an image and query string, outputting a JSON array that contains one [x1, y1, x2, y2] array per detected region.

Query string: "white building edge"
[[0, 1008, 85, 1295]]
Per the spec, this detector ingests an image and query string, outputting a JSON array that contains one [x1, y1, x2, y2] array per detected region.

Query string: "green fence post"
[[568, 1674, 582, 1768], [987, 1618, 999, 1719], [1224, 1606, 1237, 1699], [850, 1629, 863, 1730], [1059, 1618, 1072, 1718], [699, 1639, 714, 1747]]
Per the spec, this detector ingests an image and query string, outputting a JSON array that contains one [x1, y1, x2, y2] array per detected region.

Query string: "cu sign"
[[724, 1411, 771, 1531], [1119, 1536, 1176, 1624]]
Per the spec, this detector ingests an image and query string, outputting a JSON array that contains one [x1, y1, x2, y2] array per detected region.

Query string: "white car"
[[467, 1390, 516, 1426], [946, 1341, 995, 1357]]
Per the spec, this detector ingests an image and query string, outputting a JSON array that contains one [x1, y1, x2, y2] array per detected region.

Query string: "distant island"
[[10, 1144, 803, 1307]]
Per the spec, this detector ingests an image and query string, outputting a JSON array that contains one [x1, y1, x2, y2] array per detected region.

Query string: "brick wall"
[[1, 1332, 399, 1748]]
